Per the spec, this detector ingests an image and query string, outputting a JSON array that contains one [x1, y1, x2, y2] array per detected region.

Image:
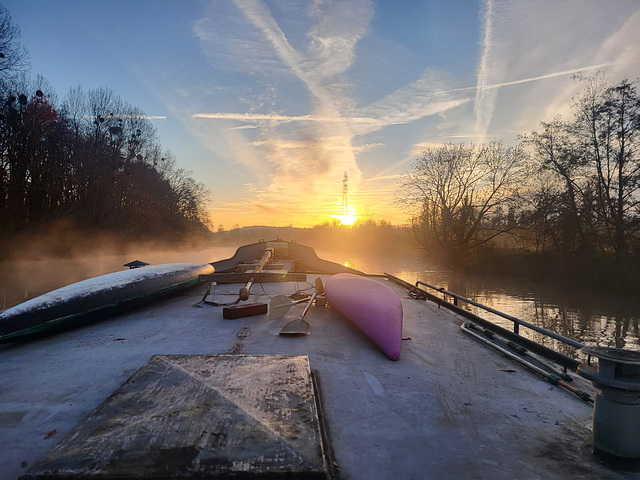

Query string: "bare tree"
[[572, 74, 640, 257], [167, 166, 211, 227], [0, 67, 212, 237], [521, 117, 591, 251], [398, 142, 526, 262], [0, 5, 29, 80], [525, 74, 640, 257]]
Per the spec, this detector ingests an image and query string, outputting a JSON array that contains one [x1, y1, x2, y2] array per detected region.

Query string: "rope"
[[194, 276, 314, 307], [193, 282, 242, 307]]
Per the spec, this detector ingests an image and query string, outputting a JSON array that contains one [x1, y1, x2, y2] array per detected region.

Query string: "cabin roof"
[[1, 274, 635, 480]]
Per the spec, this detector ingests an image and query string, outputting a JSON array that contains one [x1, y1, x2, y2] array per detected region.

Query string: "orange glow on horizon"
[[208, 196, 408, 230], [332, 213, 358, 226], [332, 199, 358, 226]]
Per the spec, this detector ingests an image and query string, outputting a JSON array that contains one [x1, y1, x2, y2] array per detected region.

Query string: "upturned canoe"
[[0, 262, 214, 342], [325, 273, 403, 360]]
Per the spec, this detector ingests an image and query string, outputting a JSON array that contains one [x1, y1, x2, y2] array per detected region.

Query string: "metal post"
[[578, 347, 640, 460]]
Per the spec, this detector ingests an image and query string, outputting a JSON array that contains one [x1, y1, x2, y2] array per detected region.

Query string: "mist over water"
[[0, 246, 238, 310], [1, 244, 638, 357]]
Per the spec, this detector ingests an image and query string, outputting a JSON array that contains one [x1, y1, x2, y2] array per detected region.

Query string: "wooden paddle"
[[269, 295, 310, 320], [279, 291, 317, 336], [278, 278, 324, 336], [270, 277, 324, 319]]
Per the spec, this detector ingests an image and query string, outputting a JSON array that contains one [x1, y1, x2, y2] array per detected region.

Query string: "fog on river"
[[1, 246, 638, 358]]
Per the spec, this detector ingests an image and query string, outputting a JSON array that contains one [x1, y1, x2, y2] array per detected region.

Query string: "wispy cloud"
[[84, 114, 167, 120], [232, 0, 309, 84], [354, 143, 385, 152], [225, 124, 259, 131], [191, 0, 640, 227], [474, 0, 501, 142], [193, 0, 479, 223], [471, 0, 640, 140], [362, 173, 405, 183], [193, 112, 380, 124], [203, 0, 372, 207], [356, 69, 471, 134], [192, 2, 479, 226], [413, 141, 448, 149]]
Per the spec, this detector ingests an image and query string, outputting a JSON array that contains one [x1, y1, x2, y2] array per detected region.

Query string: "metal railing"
[[383, 273, 583, 369], [415, 280, 585, 350]]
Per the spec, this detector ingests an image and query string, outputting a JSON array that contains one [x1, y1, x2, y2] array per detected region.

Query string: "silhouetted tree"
[[0, 5, 29, 80], [522, 118, 590, 251], [0, 80, 212, 237], [399, 142, 526, 263], [524, 74, 640, 258], [573, 74, 640, 257], [0, 7, 212, 242]]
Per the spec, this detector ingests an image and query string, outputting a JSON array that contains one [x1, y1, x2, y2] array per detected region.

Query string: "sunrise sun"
[[334, 213, 358, 226]]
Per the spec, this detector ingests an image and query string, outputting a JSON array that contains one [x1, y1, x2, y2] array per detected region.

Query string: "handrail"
[[385, 273, 580, 369], [415, 280, 585, 350]]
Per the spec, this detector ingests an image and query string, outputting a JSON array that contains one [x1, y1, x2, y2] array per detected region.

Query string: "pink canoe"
[[325, 273, 403, 360]]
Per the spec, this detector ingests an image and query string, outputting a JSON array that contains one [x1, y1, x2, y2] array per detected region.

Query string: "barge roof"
[[0, 254, 636, 479]]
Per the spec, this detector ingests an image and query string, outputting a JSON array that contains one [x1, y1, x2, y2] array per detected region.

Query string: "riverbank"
[[2, 223, 638, 295], [1, 234, 638, 352], [0, 221, 214, 262], [461, 249, 640, 295]]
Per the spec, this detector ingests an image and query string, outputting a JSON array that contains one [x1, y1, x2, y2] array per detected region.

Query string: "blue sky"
[[4, 0, 640, 227]]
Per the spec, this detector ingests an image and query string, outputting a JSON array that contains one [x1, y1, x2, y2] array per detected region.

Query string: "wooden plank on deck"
[[22, 355, 329, 479], [199, 272, 307, 283]]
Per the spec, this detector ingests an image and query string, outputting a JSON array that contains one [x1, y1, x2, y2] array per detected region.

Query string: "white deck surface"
[[0, 276, 636, 479]]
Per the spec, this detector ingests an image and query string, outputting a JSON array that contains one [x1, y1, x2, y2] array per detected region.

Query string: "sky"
[[3, 0, 640, 228]]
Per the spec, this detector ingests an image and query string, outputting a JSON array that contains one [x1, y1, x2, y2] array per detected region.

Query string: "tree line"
[[399, 74, 640, 285], [209, 219, 415, 264], [0, 6, 210, 243]]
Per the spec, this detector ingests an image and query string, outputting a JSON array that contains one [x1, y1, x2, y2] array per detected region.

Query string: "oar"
[[269, 295, 310, 320], [465, 322, 573, 382], [239, 248, 273, 301], [279, 291, 317, 336], [279, 278, 324, 336], [461, 323, 593, 403], [270, 277, 324, 320]]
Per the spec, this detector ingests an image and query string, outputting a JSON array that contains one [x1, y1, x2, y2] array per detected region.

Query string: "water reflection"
[[1, 246, 638, 357]]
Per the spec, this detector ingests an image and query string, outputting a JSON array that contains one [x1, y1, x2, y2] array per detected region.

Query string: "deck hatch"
[[21, 354, 329, 479]]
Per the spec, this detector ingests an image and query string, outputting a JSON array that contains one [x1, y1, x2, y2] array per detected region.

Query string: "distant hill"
[[209, 223, 417, 257]]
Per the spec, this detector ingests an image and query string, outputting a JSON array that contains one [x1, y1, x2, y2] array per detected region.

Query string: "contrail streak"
[[473, 0, 612, 140], [193, 112, 381, 124], [481, 63, 612, 90], [195, 62, 608, 125], [474, 0, 495, 141], [432, 62, 611, 99], [83, 114, 167, 120], [232, 0, 319, 100]]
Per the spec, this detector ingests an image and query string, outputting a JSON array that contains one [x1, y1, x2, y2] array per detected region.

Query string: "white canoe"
[[0, 263, 214, 342]]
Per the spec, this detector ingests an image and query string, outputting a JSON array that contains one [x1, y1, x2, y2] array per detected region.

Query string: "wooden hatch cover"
[[22, 355, 330, 479]]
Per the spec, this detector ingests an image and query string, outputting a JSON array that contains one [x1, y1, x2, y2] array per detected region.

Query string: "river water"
[[1, 246, 638, 358]]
